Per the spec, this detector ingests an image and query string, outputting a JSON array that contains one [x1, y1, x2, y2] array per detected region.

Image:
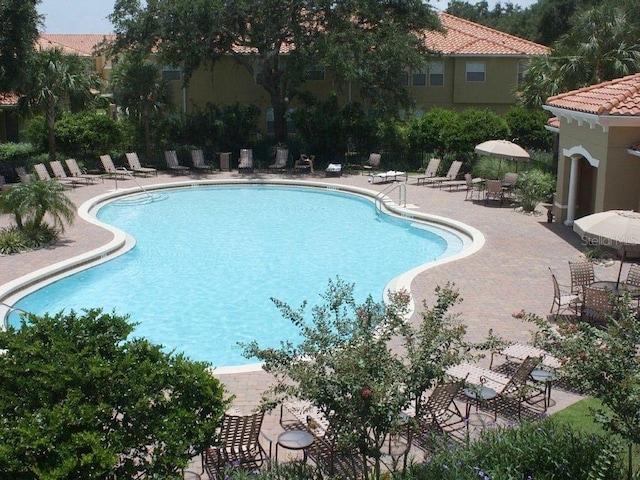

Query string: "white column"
[[564, 156, 579, 226]]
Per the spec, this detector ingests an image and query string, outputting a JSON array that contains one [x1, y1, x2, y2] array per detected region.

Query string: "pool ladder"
[[374, 181, 407, 213], [113, 167, 154, 200]]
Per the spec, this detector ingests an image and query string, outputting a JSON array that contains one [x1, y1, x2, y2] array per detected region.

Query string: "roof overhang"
[[543, 105, 640, 132]]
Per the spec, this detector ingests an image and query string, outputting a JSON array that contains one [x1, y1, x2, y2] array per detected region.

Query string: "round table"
[[276, 430, 315, 463], [463, 386, 498, 425], [530, 368, 556, 408]]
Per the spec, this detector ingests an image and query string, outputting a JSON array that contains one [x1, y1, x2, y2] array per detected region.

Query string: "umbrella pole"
[[616, 246, 627, 289]]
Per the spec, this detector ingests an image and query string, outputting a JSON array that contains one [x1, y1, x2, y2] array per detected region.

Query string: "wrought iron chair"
[[549, 267, 581, 317], [581, 285, 614, 326], [203, 411, 271, 479], [569, 261, 595, 297]]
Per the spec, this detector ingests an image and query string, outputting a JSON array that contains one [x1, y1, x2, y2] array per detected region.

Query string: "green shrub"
[[0, 143, 39, 182], [0, 226, 29, 255], [54, 112, 125, 167], [515, 169, 556, 212], [408, 419, 624, 480]]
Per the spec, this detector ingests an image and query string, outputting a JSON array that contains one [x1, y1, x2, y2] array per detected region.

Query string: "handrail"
[[113, 167, 153, 200], [374, 181, 406, 213]]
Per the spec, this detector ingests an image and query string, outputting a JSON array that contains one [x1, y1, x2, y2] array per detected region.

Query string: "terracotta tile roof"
[[33, 13, 548, 59], [0, 93, 19, 107], [428, 13, 549, 56], [547, 116, 559, 129], [37, 34, 115, 56], [545, 73, 640, 116]]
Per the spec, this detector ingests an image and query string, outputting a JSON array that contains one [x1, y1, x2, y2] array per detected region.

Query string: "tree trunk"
[[271, 94, 288, 143], [143, 106, 152, 161], [47, 96, 56, 162]]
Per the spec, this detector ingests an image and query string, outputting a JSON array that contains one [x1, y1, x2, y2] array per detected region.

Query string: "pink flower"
[[361, 387, 372, 399]]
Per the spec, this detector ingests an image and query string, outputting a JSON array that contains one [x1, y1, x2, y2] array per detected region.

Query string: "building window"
[[429, 61, 444, 86], [162, 66, 181, 82], [397, 70, 409, 86], [266, 108, 297, 135], [517, 60, 528, 87], [465, 62, 485, 82], [412, 70, 426, 86]]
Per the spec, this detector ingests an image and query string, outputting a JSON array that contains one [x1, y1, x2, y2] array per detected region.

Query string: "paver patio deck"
[[0, 169, 621, 474]]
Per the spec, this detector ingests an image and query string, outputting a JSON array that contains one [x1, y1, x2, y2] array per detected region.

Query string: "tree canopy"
[[0, 309, 229, 480], [108, 0, 441, 142], [0, 0, 41, 92]]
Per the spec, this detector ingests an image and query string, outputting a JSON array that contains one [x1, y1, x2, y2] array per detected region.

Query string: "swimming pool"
[[9, 184, 468, 368]]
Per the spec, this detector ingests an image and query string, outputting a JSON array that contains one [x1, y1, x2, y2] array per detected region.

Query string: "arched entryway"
[[564, 146, 600, 225]]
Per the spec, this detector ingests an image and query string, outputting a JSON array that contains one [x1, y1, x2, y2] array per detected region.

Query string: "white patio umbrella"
[[573, 210, 640, 287], [474, 139, 530, 175]]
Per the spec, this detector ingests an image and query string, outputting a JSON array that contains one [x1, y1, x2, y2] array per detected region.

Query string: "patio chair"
[[325, 163, 342, 177], [362, 153, 382, 173], [100, 154, 128, 180], [34, 163, 74, 188], [549, 267, 581, 317], [419, 160, 462, 187], [412, 380, 466, 448], [569, 261, 595, 297], [238, 149, 253, 172], [502, 172, 518, 199], [626, 263, 640, 288], [15, 166, 32, 184], [49, 160, 83, 187], [447, 356, 546, 419], [190, 149, 214, 173], [581, 285, 614, 326], [203, 411, 271, 479], [464, 173, 484, 200], [414, 158, 441, 185], [484, 179, 504, 205], [269, 147, 289, 172], [65, 158, 102, 184], [164, 150, 190, 175], [126, 152, 157, 176], [441, 172, 481, 192]]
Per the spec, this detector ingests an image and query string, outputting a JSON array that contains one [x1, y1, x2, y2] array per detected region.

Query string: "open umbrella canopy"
[[474, 140, 530, 161], [574, 210, 640, 286]]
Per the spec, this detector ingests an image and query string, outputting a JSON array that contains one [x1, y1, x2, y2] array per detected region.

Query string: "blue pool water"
[[12, 185, 463, 367]]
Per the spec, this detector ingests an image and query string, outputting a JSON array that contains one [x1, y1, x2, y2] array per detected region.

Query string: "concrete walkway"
[[0, 169, 621, 474]]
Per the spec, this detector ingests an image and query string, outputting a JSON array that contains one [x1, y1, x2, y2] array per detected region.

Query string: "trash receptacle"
[[219, 152, 231, 171]]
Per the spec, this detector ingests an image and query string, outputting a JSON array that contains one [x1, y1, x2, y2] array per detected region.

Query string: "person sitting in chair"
[[295, 154, 314, 173]]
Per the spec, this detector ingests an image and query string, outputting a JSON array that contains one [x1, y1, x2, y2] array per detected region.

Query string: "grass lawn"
[[552, 396, 639, 477]]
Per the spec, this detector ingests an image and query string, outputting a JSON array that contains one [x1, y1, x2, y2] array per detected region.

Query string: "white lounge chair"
[[238, 149, 253, 172], [65, 158, 102, 184], [164, 150, 190, 175], [126, 152, 157, 176], [415, 158, 441, 185], [50, 160, 83, 187], [419, 160, 462, 187], [100, 154, 128, 179], [370, 170, 406, 184], [191, 149, 214, 173], [269, 148, 289, 172]]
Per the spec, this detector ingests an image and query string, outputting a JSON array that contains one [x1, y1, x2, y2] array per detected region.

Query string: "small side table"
[[530, 368, 556, 409], [276, 430, 314, 463], [464, 386, 498, 425]]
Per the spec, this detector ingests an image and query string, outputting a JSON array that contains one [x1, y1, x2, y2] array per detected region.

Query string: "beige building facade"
[[544, 73, 640, 224]]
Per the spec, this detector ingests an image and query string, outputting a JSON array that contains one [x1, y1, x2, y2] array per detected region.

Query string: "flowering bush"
[[409, 419, 623, 480], [242, 278, 478, 480]]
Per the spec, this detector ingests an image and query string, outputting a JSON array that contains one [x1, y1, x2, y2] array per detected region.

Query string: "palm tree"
[[110, 54, 172, 160], [519, 5, 640, 108], [19, 47, 100, 160], [0, 180, 75, 232]]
